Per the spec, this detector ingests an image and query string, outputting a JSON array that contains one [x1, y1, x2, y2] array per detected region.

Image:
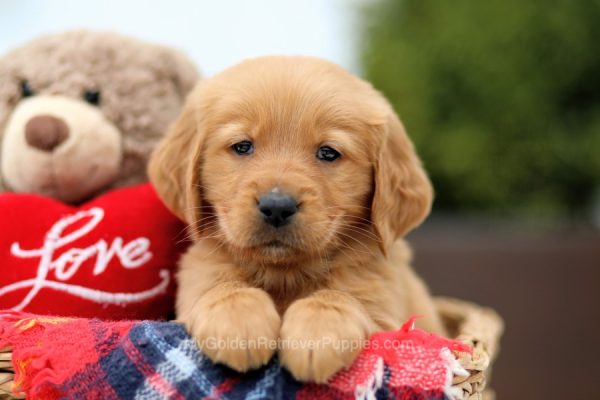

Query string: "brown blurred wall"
[[408, 217, 600, 399]]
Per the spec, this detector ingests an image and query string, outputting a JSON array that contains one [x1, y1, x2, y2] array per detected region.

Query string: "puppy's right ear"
[[148, 99, 198, 222]]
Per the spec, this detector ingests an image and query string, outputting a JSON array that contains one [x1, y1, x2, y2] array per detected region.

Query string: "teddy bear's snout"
[[24, 115, 70, 152]]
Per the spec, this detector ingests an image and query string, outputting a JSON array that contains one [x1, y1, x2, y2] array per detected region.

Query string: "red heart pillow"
[[0, 184, 187, 320]]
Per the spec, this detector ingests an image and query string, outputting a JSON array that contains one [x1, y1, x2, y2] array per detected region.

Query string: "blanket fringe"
[[440, 348, 469, 400], [0, 311, 70, 398]]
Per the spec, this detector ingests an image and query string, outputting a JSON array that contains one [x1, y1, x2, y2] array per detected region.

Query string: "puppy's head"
[[150, 56, 432, 264]]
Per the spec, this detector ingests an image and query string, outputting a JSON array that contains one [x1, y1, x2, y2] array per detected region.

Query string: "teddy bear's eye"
[[21, 80, 35, 98], [84, 89, 101, 106]]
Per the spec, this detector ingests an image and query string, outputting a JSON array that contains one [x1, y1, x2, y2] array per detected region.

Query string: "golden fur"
[[149, 56, 445, 383]]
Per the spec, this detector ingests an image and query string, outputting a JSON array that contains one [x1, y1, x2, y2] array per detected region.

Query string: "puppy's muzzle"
[[258, 191, 298, 228]]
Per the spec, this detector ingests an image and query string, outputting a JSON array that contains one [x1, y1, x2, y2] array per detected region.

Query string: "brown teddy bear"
[[0, 30, 199, 203]]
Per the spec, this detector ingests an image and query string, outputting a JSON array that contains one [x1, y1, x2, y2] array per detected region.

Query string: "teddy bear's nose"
[[25, 115, 70, 152]]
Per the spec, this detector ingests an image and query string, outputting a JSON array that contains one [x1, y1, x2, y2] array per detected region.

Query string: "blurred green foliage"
[[361, 0, 600, 218]]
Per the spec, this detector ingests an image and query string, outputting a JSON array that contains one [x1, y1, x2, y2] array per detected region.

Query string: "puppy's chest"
[[245, 268, 326, 313]]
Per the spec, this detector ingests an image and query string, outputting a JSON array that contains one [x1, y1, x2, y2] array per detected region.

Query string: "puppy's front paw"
[[279, 293, 374, 383], [183, 287, 280, 372]]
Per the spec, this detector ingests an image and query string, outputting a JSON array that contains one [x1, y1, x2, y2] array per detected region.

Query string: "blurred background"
[[361, 2, 600, 399], [2, 0, 599, 398]]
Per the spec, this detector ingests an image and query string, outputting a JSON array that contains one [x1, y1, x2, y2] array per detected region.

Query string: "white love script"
[[0, 207, 170, 310]]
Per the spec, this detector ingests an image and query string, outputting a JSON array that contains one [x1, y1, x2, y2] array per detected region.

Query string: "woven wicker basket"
[[0, 297, 503, 399], [435, 297, 503, 399]]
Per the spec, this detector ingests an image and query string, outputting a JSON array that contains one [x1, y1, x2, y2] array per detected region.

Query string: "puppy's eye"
[[316, 146, 341, 162], [84, 89, 101, 105], [21, 80, 35, 98], [232, 140, 254, 155]]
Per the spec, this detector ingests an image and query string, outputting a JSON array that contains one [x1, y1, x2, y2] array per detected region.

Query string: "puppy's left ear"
[[371, 111, 433, 254]]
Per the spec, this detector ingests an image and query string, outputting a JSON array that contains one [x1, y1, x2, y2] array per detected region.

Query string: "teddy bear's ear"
[[160, 47, 200, 99], [0, 61, 17, 194], [148, 98, 200, 223]]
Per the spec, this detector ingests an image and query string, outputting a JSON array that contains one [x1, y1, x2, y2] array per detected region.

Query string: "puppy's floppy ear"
[[148, 97, 202, 224], [371, 111, 433, 254]]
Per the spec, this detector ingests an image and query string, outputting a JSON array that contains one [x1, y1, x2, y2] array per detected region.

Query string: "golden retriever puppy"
[[149, 56, 445, 383]]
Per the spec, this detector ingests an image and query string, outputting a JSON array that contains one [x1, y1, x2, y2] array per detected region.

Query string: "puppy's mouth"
[[255, 239, 295, 253], [249, 238, 299, 258], [263, 240, 287, 248]]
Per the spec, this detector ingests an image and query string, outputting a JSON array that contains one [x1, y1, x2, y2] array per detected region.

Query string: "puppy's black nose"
[[258, 192, 298, 228]]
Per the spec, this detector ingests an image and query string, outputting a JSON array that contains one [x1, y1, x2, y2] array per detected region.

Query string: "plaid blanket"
[[0, 312, 470, 400]]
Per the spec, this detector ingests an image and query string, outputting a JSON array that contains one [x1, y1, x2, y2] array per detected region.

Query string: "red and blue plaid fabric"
[[0, 312, 470, 400]]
